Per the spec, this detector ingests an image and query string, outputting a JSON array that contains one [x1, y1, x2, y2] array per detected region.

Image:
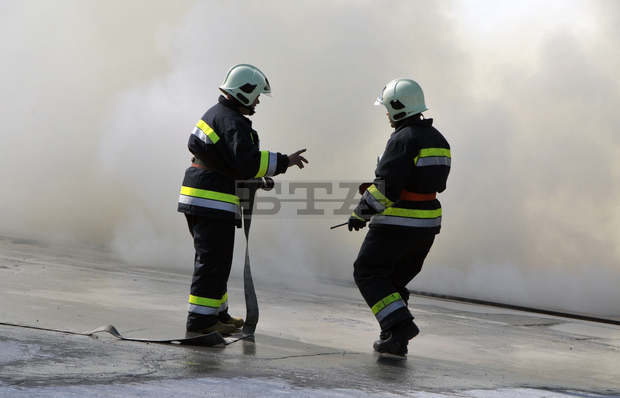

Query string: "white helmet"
[[219, 64, 272, 106], [374, 78, 428, 121]]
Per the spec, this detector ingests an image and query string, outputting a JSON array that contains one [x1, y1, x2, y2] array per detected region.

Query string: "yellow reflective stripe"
[[382, 207, 442, 219], [420, 148, 451, 158], [180, 186, 239, 205], [255, 151, 269, 178], [415, 148, 451, 165], [352, 212, 365, 221], [367, 184, 394, 207], [189, 292, 228, 308], [371, 292, 402, 315], [196, 120, 220, 144]]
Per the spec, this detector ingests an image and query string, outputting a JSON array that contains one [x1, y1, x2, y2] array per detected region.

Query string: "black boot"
[[373, 320, 419, 355], [218, 312, 244, 329], [373, 334, 409, 356]]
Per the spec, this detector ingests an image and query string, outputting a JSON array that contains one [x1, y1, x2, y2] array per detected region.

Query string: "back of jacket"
[[178, 96, 288, 226], [354, 117, 451, 234]]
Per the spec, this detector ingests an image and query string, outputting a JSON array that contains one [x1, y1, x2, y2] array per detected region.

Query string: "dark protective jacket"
[[178, 96, 289, 227], [353, 117, 451, 234]]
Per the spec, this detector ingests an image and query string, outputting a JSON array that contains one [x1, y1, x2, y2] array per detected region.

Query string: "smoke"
[[2, 0, 620, 317]]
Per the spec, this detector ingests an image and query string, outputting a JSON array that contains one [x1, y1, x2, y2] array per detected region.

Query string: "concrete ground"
[[1, 234, 619, 397]]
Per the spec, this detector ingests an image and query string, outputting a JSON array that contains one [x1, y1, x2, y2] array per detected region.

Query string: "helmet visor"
[[374, 86, 386, 105], [262, 78, 272, 97]]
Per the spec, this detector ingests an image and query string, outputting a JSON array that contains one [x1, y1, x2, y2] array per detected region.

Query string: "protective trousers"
[[185, 214, 235, 331], [353, 227, 435, 332]]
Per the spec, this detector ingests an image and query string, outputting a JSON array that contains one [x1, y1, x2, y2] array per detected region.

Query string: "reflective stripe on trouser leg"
[[185, 215, 235, 317], [188, 292, 229, 315], [372, 292, 407, 322]]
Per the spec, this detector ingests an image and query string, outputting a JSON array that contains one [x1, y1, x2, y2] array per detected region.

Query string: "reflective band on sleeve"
[[363, 190, 386, 213], [364, 184, 394, 213], [266, 152, 278, 176], [352, 212, 366, 221], [420, 148, 451, 158], [416, 157, 452, 167], [414, 148, 451, 166], [255, 151, 278, 177], [255, 151, 269, 177], [188, 293, 228, 316], [193, 120, 220, 145], [371, 293, 407, 322]]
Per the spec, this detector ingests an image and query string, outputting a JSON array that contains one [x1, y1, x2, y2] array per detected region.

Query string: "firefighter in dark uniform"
[[178, 64, 308, 337], [348, 78, 451, 355]]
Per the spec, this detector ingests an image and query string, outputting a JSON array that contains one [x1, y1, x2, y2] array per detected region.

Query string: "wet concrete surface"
[[1, 234, 619, 397]]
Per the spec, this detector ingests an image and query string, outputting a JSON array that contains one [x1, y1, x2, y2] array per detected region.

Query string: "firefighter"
[[348, 78, 451, 355], [178, 64, 308, 337]]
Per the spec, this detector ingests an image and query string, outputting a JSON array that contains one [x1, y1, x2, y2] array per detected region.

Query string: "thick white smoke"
[[1, 0, 619, 317]]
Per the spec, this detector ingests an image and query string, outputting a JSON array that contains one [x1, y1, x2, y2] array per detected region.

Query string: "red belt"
[[400, 190, 436, 201], [191, 157, 239, 180]]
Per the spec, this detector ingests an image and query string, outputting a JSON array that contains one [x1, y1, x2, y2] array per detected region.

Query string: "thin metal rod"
[[330, 222, 347, 230]]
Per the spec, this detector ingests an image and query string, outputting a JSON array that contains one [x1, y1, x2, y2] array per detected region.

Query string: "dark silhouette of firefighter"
[[348, 78, 451, 355], [178, 64, 307, 337]]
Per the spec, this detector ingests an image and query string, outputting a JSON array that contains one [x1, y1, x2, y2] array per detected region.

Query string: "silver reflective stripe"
[[188, 304, 218, 315], [370, 215, 442, 228], [416, 156, 451, 167], [188, 299, 228, 316], [266, 152, 278, 176], [179, 195, 241, 218], [363, 190, 387, 213], [192, 126, 214, 145], [375, 300, 407, 322]]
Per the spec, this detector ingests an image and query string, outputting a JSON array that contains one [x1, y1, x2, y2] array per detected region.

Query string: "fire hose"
[[239, 177, 274, 336]]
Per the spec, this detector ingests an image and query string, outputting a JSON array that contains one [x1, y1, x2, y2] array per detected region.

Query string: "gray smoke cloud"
[[1, 0, 619, 317]]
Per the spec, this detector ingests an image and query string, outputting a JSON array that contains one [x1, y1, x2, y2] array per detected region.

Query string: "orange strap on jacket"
[[190, 155, 242, 180], [191, 162, 239, 180], [399, 190, 437, 201]]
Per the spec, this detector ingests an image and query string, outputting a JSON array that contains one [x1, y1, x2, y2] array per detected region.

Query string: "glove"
[[358, 182, 373, 195], [348, 215, 367, 231]]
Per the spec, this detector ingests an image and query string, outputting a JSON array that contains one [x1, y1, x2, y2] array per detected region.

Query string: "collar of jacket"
[[217, 95, 253, 126], [394, 117, 433, 132], [218, 95, 241, 112]]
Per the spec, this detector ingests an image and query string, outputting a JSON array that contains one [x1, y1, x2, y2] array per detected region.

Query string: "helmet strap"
[[394, 113, 422, 128], [224, 93, 254, 114]]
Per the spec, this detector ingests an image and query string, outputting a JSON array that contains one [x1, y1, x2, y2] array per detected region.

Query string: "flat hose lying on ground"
[[0, 321, 247, 346]]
